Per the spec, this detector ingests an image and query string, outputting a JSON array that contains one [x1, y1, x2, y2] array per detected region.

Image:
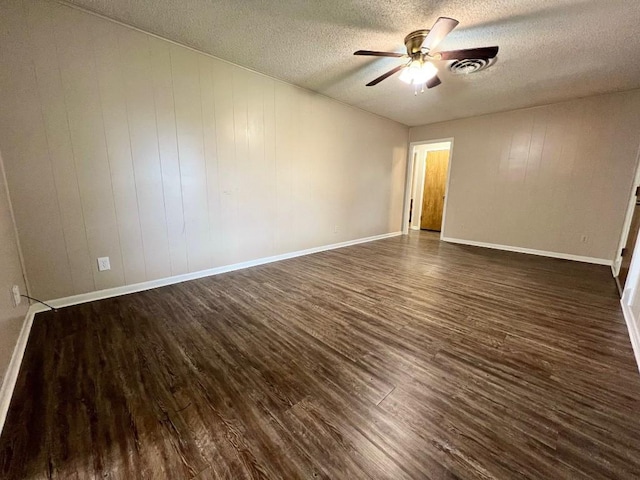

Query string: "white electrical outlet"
[[11, 285, 20, 307], [97, 256, 111, 271]]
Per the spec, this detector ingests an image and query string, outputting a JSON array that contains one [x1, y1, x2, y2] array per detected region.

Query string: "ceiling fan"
[[354, 17, 498, 92]]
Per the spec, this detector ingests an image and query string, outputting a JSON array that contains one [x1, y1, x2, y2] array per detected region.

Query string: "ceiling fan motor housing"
[[404, 29, 430, 54]]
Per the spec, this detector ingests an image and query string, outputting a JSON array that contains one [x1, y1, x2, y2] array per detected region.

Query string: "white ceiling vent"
[[449, 58, 491, 75]]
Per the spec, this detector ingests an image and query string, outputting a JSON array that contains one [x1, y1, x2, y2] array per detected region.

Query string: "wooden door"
[[420, 149, 450, 231]]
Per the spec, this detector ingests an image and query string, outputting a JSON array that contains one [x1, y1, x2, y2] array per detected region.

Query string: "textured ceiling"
[[63, 0, 640, 127]]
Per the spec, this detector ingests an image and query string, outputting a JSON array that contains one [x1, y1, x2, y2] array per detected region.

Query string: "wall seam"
[[112, 29, 148, 283], [168, 45, 191, 272], [197, 55, 214, 269], [147, 34, 173, 276]]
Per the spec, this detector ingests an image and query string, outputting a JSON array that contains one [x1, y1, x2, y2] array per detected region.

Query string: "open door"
[[420, 149, 450, 231]]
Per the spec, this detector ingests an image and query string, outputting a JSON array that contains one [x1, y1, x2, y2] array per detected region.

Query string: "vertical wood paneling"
[[410, 90, 640, 260], [0, 0, 408, 300], [389, 141, 408, 232], [519, 110, 549, 242], [148, 37, 189, 276], [323, 99, 348, 243], [347, 113, 386, 239], [241, 73, 272, 260], [262, 76, 278, 257], [24, 0, 95, 294], [212, 61, 239, 264], [293, 91, 320, 250], [231, 67, 251, 263], [54, 8, 125, 291], [118, 28, 171, 281], [92, 20, 146, 285], [273, 83, 297, 255], [0, 0, 73, 298], [170, 45, 211, 273], [197, 56, 220, 267], [314, 95, 334, 241]]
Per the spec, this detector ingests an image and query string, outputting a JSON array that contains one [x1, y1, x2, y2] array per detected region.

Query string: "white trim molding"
[[441, 236, 613, 266], [0, 306, 37, 436], [43, 231, 402, 309], [620, 297, 640, 374], [402, 138, 455, 236]]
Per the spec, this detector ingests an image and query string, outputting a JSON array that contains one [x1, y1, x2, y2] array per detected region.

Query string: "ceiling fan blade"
[[354, 50, 406, 58], [422, 17, 459, 51], [426, 75, 441, 89], [366, 64, 406, 86], [438, 46, 499, 61]]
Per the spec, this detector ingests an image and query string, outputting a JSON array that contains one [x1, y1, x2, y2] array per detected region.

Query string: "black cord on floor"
[[20, 294, 58, 312]]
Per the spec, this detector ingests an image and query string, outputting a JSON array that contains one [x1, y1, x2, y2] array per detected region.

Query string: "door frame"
[[614, 143, 640, 279], [402, 138, 454, 238]]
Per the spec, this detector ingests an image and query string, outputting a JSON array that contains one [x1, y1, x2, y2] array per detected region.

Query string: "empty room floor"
[[1, 231, 640, 479]]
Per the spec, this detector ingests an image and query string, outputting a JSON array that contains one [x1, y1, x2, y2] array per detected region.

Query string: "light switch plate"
[[97, 257, 111, 271]]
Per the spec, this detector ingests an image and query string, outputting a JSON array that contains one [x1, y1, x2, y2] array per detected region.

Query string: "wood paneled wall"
[[0, 154, 28, 384], [0, 0, 409, 300], [410, 90, 640, 262]]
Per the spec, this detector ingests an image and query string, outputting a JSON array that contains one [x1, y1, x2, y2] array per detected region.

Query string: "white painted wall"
[[410, 90, 640, 263], [0, 0, 409, 301], [0, 153, 28, 387]]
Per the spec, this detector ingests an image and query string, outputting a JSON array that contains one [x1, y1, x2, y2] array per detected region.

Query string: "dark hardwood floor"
[[2, 231, 640, 479]]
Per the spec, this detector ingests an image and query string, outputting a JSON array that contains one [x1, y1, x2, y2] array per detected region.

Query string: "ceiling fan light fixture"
[[399, 60, 438, 85], [354, 17, 498, 89]]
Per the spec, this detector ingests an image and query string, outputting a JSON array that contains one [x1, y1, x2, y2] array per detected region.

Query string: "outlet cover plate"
[[11, 285, 20, 307], [97, 257, 111, 271]]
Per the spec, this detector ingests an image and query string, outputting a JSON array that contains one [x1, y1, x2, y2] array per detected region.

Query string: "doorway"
[[404, 140, 453, 235], [618, 198, 640, 291], [614, 147, 640, 296]]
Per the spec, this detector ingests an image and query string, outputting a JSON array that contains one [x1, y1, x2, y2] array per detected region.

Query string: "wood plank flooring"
[[2, 232, 640, 479]]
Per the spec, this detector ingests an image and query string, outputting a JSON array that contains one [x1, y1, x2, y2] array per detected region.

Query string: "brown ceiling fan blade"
[[366, 64, 406, 86], [422, 17, 459, 51], [438, 46, 499, 61], [354, 50, 406, 58], [426, 75, 441, 89]]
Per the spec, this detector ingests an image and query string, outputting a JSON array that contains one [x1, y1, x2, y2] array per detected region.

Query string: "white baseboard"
[[42, 231, 402, 310], [612, 257, 622, 277], [441, 236, 613, 266], [620, 299, 640, 374], [0, 306, 36, 437]]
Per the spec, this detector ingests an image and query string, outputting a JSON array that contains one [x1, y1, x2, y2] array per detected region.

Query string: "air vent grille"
[[449, 58, 490, 75]]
